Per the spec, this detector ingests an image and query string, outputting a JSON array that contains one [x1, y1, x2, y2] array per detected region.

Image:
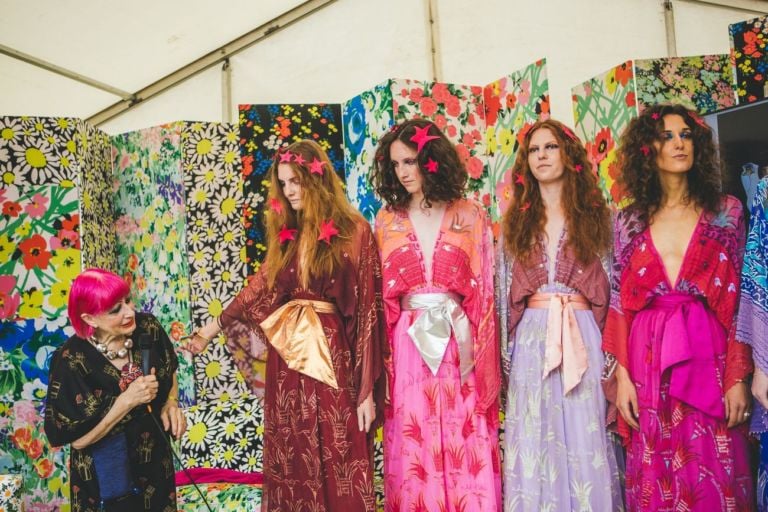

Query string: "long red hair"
[[502, 119, 611, 263]]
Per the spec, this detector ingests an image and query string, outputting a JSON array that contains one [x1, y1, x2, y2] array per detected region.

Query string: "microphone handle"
[[141, 349, 151, 377]]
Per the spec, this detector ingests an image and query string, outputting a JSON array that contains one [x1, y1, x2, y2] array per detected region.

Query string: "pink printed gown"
[[603, 197, 754, 512], [374, 199, 502, 512]]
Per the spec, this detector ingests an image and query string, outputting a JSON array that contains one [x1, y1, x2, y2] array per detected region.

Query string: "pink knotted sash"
[[629, 292, 726, 419], [527, 292, 590, 394]]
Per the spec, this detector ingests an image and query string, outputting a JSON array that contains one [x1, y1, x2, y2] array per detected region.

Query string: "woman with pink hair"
[[44, 268, 184, 512]]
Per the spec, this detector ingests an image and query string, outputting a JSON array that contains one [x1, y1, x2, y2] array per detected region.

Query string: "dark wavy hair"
[[370, 118, 466, 210], [618, 103, 722, 222], [502, 119, 612, 264]]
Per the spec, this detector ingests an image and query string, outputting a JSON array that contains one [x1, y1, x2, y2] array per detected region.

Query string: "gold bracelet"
[[191, 330, 211, 342], [167, 396, 179, 402]]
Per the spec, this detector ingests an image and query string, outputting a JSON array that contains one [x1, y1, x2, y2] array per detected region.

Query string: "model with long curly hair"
[[603, 103, 753, 510], [187, 139, 386, 511], [497, 118, 622, 511], [372, 119, 501, 511]]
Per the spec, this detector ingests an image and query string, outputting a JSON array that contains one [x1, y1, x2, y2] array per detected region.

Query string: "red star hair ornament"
[[687, 110, 708, 129], [278, 224, 297, 244], [292, 152, 306, 165], [573, 164, 583, 173], [640, 145, 651, 156], [519, 201, 531, 212], [424, 158, 439, 173], [308, 157, 325, 176], [651, 113, 660, 120], [279, 151, 294, 163], [409, 124, 440, 153], [514, 173, 525, 186], [268, 197, 284, 215], [317, 219, 339, 245], [562, 126, 578, 141]]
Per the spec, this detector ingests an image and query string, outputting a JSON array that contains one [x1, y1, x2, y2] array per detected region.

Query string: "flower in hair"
[[640, 145, 651, 156], [308, 157, 325, 176], [278, 224, 297, 244], [424, 158, 439, 173], [410, 124, 440, 153], [268, 197, 284, 215], [317, 219, 339, 245]]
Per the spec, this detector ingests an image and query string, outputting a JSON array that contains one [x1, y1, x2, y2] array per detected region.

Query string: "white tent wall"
[[1, 0, 766, 134]]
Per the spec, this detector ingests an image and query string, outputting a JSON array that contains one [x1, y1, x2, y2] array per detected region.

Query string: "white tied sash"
[[401, 292, 474, 382]]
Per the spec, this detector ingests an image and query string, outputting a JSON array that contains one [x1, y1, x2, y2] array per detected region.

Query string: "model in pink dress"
[[371, 119, 501, 512], [603, 104, 754, 511]]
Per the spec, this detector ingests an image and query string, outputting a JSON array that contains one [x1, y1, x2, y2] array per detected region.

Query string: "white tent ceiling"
[[2, 0, 767, 133]]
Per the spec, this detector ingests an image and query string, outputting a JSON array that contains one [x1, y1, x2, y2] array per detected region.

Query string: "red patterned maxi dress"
[[219, 219, 385, 512], [603, 197, 754, 511], [375, 198, 501, 512]]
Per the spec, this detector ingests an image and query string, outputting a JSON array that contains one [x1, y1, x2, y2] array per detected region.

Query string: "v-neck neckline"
[[404, 202, 451, 283], [647, 210, 704, 290]]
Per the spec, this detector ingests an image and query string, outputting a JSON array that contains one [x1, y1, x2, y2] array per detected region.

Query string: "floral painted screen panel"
[[572, 61, 638, 206], [484, 60, 550, 222], [730, 15, 768, 104], [343, 81, 393, 222], [180, 122, 252, 402], [0, 117, 80, 188], [78, 123, 117, 272], [635, 55, 735, 114], [238, 104, 344, 274], [111, 124, 195, 405]]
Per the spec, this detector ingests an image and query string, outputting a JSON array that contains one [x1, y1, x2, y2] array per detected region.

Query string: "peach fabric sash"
[[259, 299, 339, 389], [527, 292, 590, 394], [401, 292, 473, 382]]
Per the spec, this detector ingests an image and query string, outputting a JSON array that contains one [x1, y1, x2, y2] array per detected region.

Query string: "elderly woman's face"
[[85, 296, 136, 339]]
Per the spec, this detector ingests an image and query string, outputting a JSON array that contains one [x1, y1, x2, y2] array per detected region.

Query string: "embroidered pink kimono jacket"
[[375, 198, 501, 512]]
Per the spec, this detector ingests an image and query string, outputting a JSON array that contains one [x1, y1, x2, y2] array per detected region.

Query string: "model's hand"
[[753, 366, 768, 410], [161, 399, 187, 439], [725, 381, 751, 428], [615, 364, 640, 430], [357, 392, 375, 433]]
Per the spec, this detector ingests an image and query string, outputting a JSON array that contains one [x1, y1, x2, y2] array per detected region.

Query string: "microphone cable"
[[146, 404, 214, 512]]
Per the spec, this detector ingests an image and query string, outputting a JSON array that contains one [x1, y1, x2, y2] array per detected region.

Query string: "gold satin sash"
[[527, 292, 590, 394], [401, 292, 474, 382], [259, 299, 339, 389]]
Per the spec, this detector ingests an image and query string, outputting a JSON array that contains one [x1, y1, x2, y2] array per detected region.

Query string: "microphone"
[[139, 334, 152, 377]]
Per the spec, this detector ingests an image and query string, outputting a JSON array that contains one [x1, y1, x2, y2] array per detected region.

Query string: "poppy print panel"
[[730, 15, 768, 104], [635, 55, 735, 114], [0, 184, 80, 324], [572, 61, 638, 206], [343, 81, 392, 223], [484, 59, 551, 222], [237, 104, 344, 274], [0, 399, 70, 512]]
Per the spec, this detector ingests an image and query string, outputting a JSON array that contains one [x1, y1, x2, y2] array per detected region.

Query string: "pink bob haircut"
[[68, 268, 131, 339]]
